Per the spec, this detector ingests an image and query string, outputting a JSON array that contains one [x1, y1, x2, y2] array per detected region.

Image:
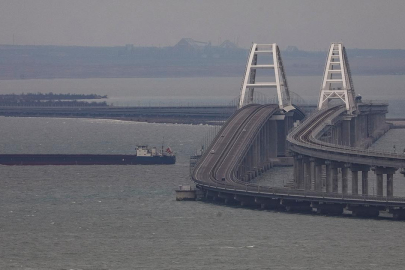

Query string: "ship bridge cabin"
[[136, 145, 157, 157]]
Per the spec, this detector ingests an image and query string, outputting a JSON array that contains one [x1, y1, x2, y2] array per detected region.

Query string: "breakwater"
[[0, 105, 316, 125]]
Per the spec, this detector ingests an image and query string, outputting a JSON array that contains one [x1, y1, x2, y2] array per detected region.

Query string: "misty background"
[[1, 0, 404, 50], [0, 0, 404, 114]]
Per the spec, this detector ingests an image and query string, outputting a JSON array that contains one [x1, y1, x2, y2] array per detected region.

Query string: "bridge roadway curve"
[[192, 104, 405, 210], [287, 105, 405, 169], [193, 104, 278, 188]]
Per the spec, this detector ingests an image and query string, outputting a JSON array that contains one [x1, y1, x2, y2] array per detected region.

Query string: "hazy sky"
[[1, 0, 404, 50]]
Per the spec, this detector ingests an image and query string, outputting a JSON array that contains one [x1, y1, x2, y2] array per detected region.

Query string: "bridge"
[[191, 43, 405, 219]]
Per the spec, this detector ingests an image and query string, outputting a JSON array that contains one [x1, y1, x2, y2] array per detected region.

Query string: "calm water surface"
[[1, 116, 405, 269]]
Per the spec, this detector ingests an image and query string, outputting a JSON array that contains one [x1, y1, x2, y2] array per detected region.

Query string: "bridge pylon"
[[238, 43, 292, 110], [318, 43, 357, 114]]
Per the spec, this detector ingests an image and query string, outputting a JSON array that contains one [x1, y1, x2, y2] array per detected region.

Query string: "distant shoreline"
[[1, 44, 404, 80], [1, 72, 404, 81]]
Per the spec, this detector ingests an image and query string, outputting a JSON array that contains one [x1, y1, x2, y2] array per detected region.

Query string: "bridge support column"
[[326, 162, 332, 193], [362, 170, 369, 195], [326, 161, 338, 193], [342, 165, 349, 194], [375, 167, 397, 197], [304, 157, 311, 190], [314, 160, 323, 191], [332, 166, 338, 193], [309, 158, 316, 190], [376, 173, 383, 197], [351, 170, 359, 195], [294, 155, 304, 189], [387, 173, 394, 197]]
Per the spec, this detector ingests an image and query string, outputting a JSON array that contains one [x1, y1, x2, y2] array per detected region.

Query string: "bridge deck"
[[192, 105, 405, 209]]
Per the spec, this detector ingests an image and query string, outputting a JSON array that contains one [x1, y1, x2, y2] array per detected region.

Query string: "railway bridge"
[[191, 43, 405, 219]]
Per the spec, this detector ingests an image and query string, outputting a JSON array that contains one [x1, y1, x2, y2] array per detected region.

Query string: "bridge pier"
[[309, 158, 316, 190], [325, 161, 339, 193], [376, 172, 384, 197], [314, 160, 324, 191], [294, 155, 304, 189], [374, 167, 397, 197], [351, 169, 359, 195], [304, 157, 312, 190], [387, 173, 394, 198], [362, 170, 369, 195], [342, 165, 349, 194], [348, 165, 370, 195], [291, 156, 403, 199]]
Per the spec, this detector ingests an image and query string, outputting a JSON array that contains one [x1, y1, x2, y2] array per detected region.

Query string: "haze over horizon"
[[1, 0, 404, 50]]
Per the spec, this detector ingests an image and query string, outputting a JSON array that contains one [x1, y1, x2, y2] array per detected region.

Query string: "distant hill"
[[0, 41, 404, 79]]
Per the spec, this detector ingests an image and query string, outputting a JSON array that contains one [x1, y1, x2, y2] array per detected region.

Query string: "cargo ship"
[[0, 145, 175, 165]]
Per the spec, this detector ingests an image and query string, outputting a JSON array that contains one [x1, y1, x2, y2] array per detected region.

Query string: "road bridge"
[[191, 43, 405, 219]]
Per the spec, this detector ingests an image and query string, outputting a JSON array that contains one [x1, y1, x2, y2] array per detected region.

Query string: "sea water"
[[0, 76, 405, 269]]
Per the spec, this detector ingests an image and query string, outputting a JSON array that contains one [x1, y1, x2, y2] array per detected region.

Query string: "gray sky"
[[1, 0, 404, 50]]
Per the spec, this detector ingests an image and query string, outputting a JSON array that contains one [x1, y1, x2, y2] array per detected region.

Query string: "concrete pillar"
[[325, 161, 339, 193], [376, 173, 383, 197], [315, 161, 323, 191], [295, 156, 304, 189], [304, 158, 311, 190], [332, 166, 338, 193], [362, 170, 369, 195], [350, 117, 356, 147], [351, 170, 358, 195], [309, 158, 316, 191], [293, 156, 298, 188], [375, 167, 397, 198], [387, 173, 394, 197], [326, 162, 332, 193], [342, 166, 349, 194]]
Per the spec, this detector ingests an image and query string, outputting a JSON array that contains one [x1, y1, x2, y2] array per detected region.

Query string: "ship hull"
[[0, 154, 176, 165]]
